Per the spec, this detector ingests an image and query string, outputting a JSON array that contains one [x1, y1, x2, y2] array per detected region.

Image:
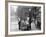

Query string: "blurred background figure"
[[31, 17, 37, 30]]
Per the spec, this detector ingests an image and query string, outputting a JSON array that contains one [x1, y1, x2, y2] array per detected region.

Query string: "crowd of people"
[[18, 7, 41, 31], [18, 17, 41, 31]]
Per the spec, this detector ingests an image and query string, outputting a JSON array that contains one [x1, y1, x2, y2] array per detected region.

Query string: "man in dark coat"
[[28, 7, 38, 30]]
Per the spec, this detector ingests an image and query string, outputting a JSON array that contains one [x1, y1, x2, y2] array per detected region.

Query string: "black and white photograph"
[[8, 2, 44, 35]]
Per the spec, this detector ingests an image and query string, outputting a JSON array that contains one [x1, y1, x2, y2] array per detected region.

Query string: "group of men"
[[18, 7, 41, 31]]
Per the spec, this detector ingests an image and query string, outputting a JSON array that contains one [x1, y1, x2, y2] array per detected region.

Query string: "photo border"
[[5, 1, 45, 36]]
